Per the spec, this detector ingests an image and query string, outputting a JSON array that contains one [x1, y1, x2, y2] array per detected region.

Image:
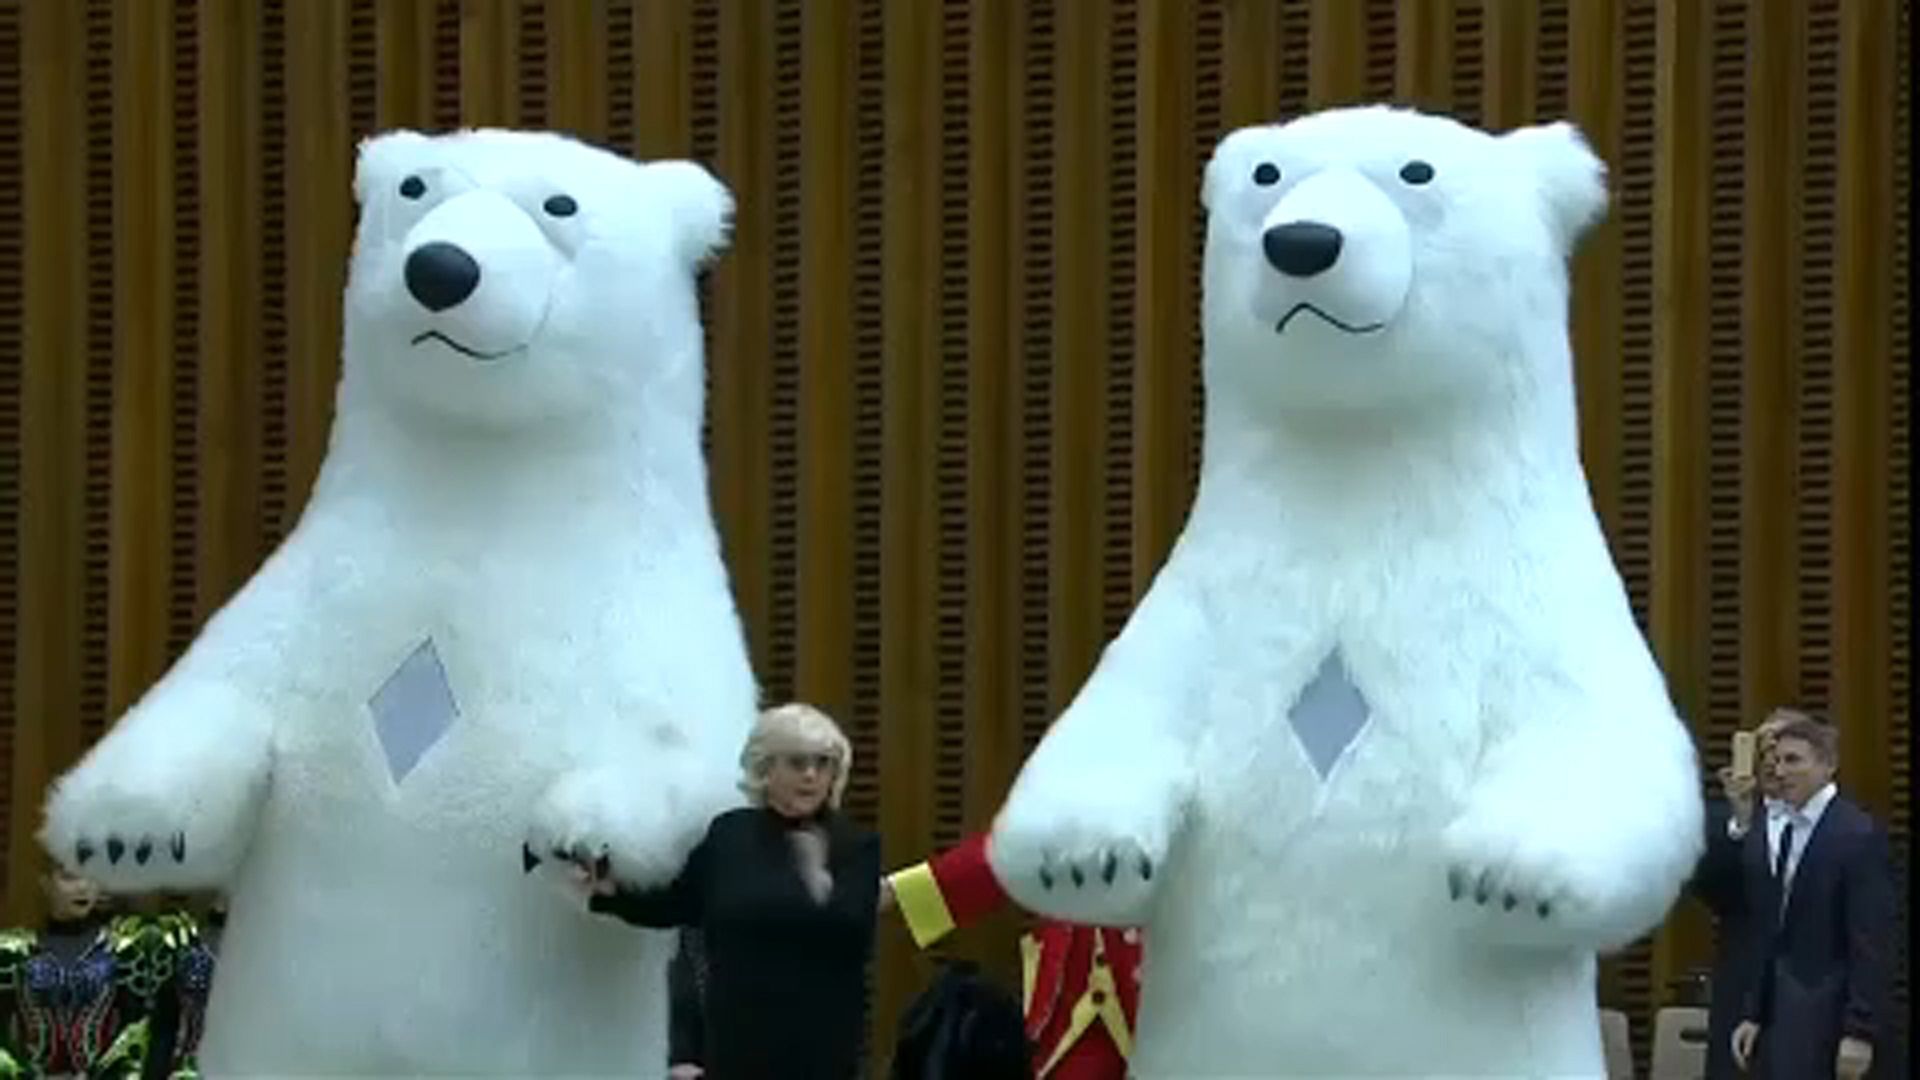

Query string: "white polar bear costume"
[[989, 106, 1704, 1078], [40, 130, 756, 1075]]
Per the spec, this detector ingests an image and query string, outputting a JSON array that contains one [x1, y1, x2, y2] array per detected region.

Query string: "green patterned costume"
[[0, 913, 212, 1079]]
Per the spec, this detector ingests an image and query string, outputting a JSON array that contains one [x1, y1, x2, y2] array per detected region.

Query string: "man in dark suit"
[[1689, 709, 1795, 1080], [1723, 715, 1895, 1079]]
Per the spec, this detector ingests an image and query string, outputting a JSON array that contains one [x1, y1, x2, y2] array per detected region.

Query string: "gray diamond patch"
[[369, 638, 459, 784], [1287, 650, 1370, 780]]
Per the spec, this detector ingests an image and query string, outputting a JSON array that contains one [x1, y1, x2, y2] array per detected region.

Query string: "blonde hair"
[[739, 702, 852, 809]]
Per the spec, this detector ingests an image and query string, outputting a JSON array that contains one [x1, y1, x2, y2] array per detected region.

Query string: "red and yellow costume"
[[887, 832, 1141, 1080]]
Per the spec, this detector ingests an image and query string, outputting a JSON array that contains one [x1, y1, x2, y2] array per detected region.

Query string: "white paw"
[[1440, 803, 1609, 946], [42, 734, 267, 893], [523, 768, 707, 898], [989, 788, 1171, 926]]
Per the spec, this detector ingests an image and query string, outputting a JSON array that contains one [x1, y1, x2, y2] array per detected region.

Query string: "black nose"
[[1263, 222, 1343, 278], [405, 242, 481, 312]]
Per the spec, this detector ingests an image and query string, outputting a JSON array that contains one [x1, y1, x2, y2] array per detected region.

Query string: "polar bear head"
[[343, 129, 731, 430], [1200, 106, 1606, 420]]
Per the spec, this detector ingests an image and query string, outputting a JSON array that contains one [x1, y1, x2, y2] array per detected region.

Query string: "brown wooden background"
[[0, 0, 1909, 1072]]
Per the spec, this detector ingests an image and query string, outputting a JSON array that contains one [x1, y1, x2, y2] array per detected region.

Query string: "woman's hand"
[[877, 877, 896, 915]]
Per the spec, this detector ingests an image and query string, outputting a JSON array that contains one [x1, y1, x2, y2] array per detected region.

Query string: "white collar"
[[1778, 782, 1838, 825]]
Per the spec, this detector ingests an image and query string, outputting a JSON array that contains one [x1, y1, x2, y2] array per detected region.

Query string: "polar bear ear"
[[644, 160, 735, 269], [1501, 120, 1609, 250], [354, 129, 433, 207]]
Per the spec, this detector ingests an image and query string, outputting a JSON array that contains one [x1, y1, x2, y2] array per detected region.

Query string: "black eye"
[[543, 194, 578, 218], [1252, 162, 1281, 186], [399, 175, 426, 199], [1399, 160, 1435, 185]]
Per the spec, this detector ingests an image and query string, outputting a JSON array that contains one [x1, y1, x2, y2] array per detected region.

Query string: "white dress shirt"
[[1766, 781, 1836, 898]]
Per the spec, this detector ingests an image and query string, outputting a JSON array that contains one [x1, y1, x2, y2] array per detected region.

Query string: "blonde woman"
[[584, 703, 880, 1080]]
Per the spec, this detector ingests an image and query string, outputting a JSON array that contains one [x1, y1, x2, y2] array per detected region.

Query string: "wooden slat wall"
[[0, 0, 1909, 1070]]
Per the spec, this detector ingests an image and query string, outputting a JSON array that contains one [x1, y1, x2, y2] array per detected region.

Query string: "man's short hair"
[[1771, 712, 1839, 764]]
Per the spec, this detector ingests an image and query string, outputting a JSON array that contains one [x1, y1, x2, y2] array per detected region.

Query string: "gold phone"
[[1731, 730, 1756, 779]]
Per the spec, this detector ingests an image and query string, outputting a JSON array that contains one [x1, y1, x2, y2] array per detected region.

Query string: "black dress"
[[590, 806, 881, 1080]]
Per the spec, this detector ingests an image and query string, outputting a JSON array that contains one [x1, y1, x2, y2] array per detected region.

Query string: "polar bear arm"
[[988, 583, 1207, 923], [1449, 626, 1704, 951], [41, 663, 274, 890], [1023, 578, 1213, 771]]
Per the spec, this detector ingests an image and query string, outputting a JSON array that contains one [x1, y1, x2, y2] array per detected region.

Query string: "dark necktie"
[[1773, 821, 1796, 921]]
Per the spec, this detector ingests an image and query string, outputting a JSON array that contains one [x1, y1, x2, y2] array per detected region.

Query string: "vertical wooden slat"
[[283, 0, 350, 516], [707, 0, 774, 679], [1830, 0, 1895, 815], [378, 0, 438, 129], [1222, 0, 1282, 129], [792, 0, 854, 714], [876, 0, 941, 1055], [1481, 0, 1536, 128], [547, 0, 606, 140], [1307, 0, 1365, 106], [1049, 2, 1108, 713], [962, 0, 1028, 985], [0, 0, 17, 912], [108, 0, 176, 717], [1132, 0, 1195, 595], [460, 0, 515, 127], [1649, 0, 1713, 1007], [1103, 3, 1137, 641], [196, 0, 263, 622], [0, 0, 21, 904], [633, 0, 691, 159], [10, 0, 89, 924], [1568, 0, 1623, 542], [1740, 0, 1802, 725], [1395, 0, 1454, 110]]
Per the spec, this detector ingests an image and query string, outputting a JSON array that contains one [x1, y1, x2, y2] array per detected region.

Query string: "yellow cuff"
[[889, 863, 956, 948]]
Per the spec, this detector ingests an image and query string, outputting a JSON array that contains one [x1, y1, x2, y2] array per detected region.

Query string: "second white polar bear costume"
[[990, 106, 1703, 1077], [41, 130, 753, 1074]]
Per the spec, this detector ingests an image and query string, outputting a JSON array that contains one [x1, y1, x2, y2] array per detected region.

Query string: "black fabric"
[[1772, 822, 1794, 890], [1687, 797, 1758, 1080], [888, 963, 1031, 1080], [591, 806, 880, 1080], [668, 928, 708, 1068]]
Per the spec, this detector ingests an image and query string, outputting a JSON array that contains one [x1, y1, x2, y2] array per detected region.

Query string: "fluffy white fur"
[[988, 106, 1703, 1077], [41, 129, 755, 1075]]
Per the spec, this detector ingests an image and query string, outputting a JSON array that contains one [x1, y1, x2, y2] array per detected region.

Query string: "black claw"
[[1139, 857, 1153, 881], [1473, 872, 1492, 905], [1537, 901, 1552, 919], [1448, 867, 1464, 901], [134, 839, 153, 865], [1070, 866, 1085, 888], [550, 846, 569, 863], [107, 837, 125, 864], [76, 841, 95, 866], [169, 833, 186, 862], [1102, 852, 1118, 885], [1502, 893, 1518, 912], [594, 852, 612, 880], [1038, 867, 1054, 890], [522, 843, 541, 874]]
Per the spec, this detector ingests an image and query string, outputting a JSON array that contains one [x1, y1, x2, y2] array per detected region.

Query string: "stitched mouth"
[[410, 330, 526, 361], [1274, 303, 1387, 336]]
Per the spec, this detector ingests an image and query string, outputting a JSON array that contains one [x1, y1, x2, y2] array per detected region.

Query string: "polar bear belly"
[[195, 632, 678, 1073], [1127, 638, 1604, 1076]]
